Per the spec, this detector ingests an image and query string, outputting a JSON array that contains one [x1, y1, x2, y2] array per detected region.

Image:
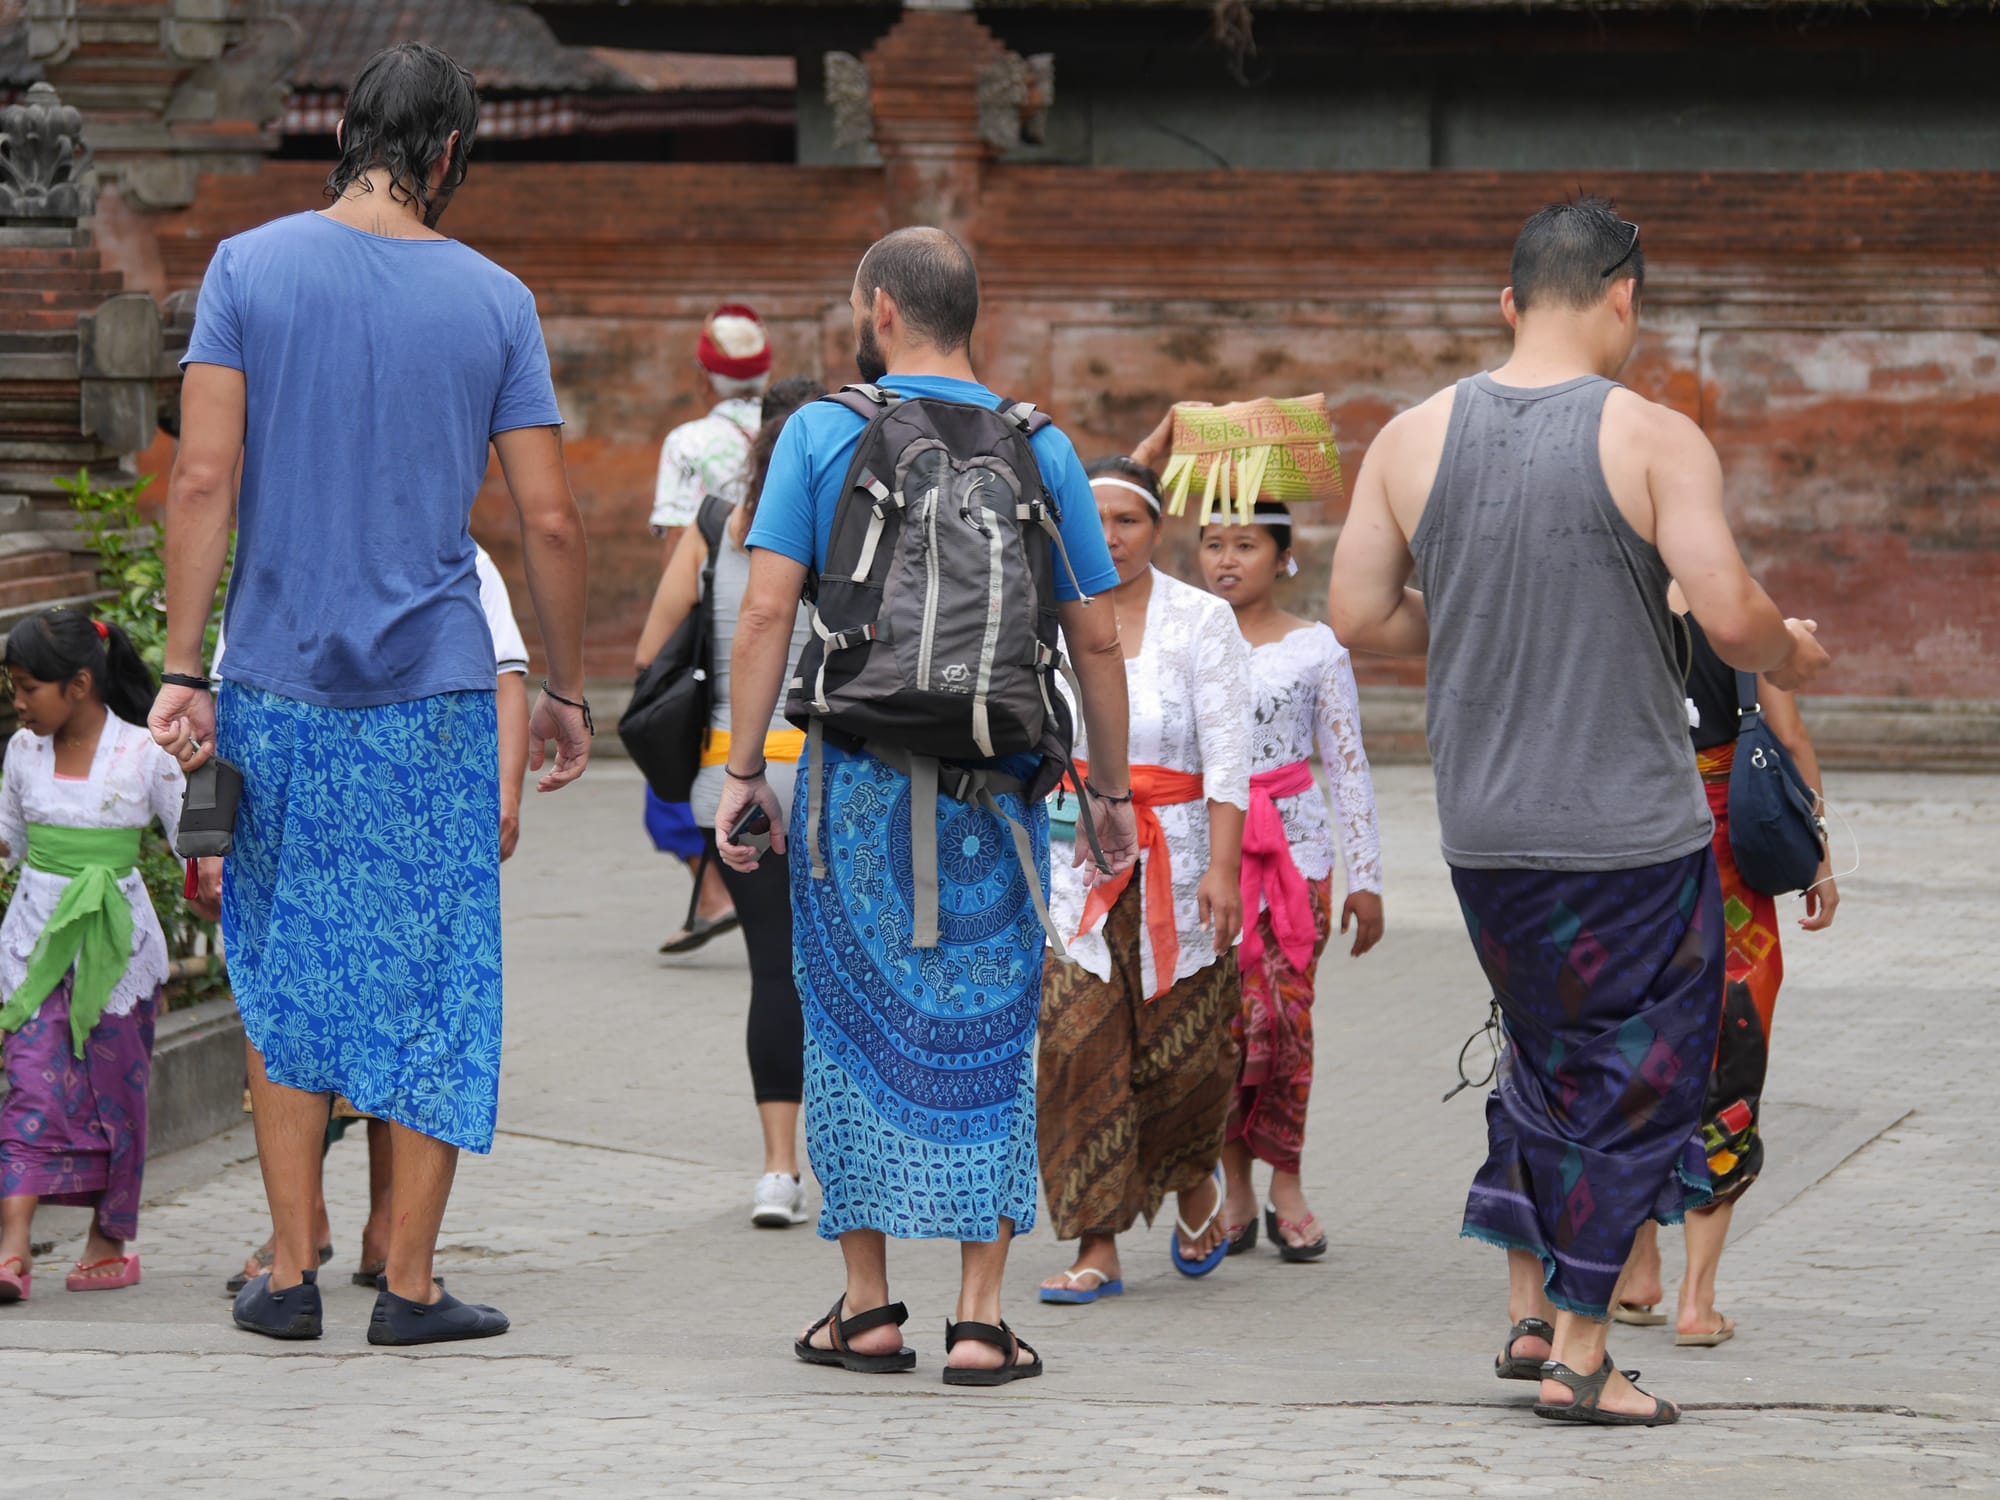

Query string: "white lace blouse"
[[1248, 623, 1383, 896], [0, 715, 185, 1018], [1050, 568, 1252, 991]]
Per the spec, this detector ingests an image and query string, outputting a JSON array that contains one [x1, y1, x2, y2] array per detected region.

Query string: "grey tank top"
[[1408, 373, 1711, 871], [689, 523, 812, 828]]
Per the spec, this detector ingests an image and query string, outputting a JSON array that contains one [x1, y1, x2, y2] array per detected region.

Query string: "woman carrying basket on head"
[[1037, 450, 1251, 1304]]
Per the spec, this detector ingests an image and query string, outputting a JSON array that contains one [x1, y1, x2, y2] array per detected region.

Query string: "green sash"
[[0, 824, 144, 1057]]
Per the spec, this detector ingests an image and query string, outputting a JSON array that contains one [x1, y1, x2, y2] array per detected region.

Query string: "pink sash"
[[1239, 760, 1317, 975]]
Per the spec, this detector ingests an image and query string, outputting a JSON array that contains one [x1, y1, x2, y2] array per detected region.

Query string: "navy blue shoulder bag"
[[1726, 671, 1825, 896]]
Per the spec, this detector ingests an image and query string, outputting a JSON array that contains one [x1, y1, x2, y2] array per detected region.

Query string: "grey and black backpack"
[[786, 382, 1105, 950]]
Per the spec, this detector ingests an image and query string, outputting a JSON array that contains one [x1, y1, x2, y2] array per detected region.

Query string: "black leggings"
[[706, 831, 804, 1104]]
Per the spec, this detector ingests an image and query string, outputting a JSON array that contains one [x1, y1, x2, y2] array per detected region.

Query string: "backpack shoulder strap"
[[1000, 399, 1053, 438], [824, 383, 901, 421]]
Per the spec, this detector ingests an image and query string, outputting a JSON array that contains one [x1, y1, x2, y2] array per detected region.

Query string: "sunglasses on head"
[[1601, 219, 1641, 279]]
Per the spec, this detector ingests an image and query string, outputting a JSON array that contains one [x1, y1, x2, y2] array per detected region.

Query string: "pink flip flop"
[[66, 1253, 141, 1292], [0, 1254, 30, 1303]]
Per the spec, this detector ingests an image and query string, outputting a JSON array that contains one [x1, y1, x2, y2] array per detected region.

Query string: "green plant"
[[0, 471, 235, 1002]]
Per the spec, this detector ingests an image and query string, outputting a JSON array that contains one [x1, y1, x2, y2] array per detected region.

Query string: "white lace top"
[[1248, 623, 1383, 896], [0, 715, 185, 1018], [1050, 568, 1252, 990]]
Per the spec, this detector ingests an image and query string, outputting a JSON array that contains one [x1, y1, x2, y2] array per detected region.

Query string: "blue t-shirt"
[[182, 211, 562, 708], [745, 375, 1119, 601]]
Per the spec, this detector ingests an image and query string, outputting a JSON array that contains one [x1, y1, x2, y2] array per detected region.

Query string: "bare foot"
[[1175, 1173, 1226, 1261], [798, 1296, 906, 1359], [1041, 1234, 1120, 1296], [1540, 1358, 1678, 1420]]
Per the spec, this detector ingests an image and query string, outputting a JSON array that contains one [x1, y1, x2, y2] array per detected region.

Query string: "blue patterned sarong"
[[791, 747, 1047, 1242], [1455, 848, 1723, 1317], [218, 683, 504, 1153]]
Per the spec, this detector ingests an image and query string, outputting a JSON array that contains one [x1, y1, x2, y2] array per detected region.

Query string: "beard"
[[854, 320, 888, 384]]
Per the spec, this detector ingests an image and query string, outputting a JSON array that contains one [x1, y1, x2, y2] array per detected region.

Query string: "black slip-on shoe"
[[367, 1284, 510, 1346], [232, 1268, 323, 1340]]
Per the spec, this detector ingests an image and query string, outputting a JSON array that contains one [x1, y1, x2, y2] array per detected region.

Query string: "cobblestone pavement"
[[2, 766, 1994, 1498]]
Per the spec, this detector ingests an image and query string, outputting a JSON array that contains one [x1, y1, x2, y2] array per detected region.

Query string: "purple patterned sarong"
[[0, 978, 159, 1240], [1454, 849, 1722, 1317]]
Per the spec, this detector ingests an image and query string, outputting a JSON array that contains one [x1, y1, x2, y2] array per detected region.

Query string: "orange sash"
[[1072, 759, 1206, 1000]]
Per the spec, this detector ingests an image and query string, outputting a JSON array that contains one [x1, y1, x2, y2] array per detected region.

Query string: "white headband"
[[1089, 475, 1161, 514]]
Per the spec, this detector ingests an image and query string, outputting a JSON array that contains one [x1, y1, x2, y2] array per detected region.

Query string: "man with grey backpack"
[[715, 227, 1137, 1386]]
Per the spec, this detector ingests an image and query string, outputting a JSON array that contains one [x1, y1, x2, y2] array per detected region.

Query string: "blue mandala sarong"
[[218, 683, 504, 1154], [791, 747, 1048, 1242], [1455, 848, 1723, 1317]]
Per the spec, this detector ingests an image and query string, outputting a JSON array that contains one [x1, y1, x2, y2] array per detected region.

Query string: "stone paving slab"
[[0, 765, 1993, 1497]]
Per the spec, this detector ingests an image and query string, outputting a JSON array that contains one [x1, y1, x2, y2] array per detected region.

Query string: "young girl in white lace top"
[[1201, 500, 1385, 1263], [0, 610, 187, 1304]]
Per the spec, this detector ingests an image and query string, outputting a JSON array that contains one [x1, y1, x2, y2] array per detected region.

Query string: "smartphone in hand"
[[728, 803, 773, 861]]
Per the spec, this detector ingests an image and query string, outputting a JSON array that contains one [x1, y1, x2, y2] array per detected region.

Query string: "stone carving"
[[976, 52, 1055, 153], [824, 50, 873, 150], [0, 82, 96, 221], [25, 0, 79, 67], [165, 14, 300, 130]]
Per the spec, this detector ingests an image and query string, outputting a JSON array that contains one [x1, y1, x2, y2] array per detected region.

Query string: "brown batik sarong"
[[1038, 877, 1240, 1240]]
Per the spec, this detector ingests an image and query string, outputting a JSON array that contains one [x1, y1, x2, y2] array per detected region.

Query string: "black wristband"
[[726, 762, 767, 782], [541, 682, 594, 736], [160, 672, 213, 691], [1086, 779, 1132, 805]]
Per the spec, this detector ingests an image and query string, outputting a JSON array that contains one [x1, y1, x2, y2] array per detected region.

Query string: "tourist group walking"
[[0, 39, 1845, 1429]]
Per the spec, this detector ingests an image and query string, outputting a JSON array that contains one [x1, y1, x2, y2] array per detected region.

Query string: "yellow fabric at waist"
[[699, 729, 808, 769], [1695, 741, 1736, 785]]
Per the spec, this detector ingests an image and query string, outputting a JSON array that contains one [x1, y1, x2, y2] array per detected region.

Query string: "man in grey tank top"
[[1332, 197, 1829, 1427]]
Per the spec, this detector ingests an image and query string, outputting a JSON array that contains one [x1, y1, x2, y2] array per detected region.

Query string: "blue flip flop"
[[1039, 1267, 1125, 1305], [1170, 1166, 1230, 1278]]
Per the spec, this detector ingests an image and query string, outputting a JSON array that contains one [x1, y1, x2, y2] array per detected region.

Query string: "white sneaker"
[[752, 1172, 809, 1228]]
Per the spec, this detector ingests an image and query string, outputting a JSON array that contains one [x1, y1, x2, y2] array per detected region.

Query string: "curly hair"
[[325, 43, 479, 228]]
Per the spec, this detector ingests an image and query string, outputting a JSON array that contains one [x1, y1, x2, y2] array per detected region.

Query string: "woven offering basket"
[[1160, 394, 1346, 523]]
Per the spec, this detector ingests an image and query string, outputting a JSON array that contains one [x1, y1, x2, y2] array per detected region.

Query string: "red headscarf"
[[697, 303, 771, 380]]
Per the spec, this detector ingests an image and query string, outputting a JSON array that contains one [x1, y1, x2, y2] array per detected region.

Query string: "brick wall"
[[116, 161, 1999, 697]]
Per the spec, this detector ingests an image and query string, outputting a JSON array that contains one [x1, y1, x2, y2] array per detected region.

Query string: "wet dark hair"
[[5, 609, 157, 727], [743, 377, 828, 522], [856, 227, 979, 354], [1086, 455, 1164, 529], [1510, 195, 1645, 313], [325, 43, 479, 227]]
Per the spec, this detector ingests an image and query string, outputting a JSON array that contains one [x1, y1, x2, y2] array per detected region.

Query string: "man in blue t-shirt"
[[151, 42, 591, 1349], [715, 227, 1138, 1386]]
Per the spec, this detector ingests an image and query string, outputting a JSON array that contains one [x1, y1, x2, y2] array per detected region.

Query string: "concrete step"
[[0, 568, 102, 611], [0, 269, 125, 293], [0, 548, 72, 583]]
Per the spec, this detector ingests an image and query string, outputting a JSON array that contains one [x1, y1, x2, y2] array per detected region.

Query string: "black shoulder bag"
[[1726, 671, 1826, 896], [617, 494, 734, 802]]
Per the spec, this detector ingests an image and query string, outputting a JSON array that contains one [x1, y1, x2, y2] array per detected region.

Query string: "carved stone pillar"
[[29, 0, 297, 212], [824, 5, 1052, 244], [0, 82, 182, 636]]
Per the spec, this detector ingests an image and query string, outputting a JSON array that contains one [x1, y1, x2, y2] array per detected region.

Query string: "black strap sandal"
[[1534, 1359, 1680, 1426], [1495, 1319, 1640, 1384], [941, 1317, 1044, 1387], [793, 1297, 916, 1374], [1495, 1317, 1555, 1381]]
